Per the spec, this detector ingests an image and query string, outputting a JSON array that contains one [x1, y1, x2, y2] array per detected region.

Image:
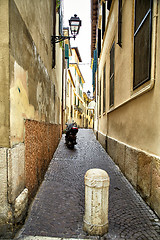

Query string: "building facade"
[[0, 0, 63, 237], [63, 47, 85, 128], [91, 0, 160, 217]]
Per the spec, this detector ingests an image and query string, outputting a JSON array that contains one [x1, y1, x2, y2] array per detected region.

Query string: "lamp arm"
[[51, 35, 75, 44]]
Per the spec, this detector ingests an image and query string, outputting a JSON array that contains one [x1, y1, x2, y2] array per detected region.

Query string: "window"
[[133, 0, 152, 89], [103, 64, 106, 113], [71, 105, 73, 118], [59, 0, 63, 35], [102, 1, 106, 38], [99, 78, 101, 115], [107, 0, 112, 11], [65, 44, 69, 68], [92, 49, 97, 94], [118, 0, 122, 47], [67, 82, 69, 96], [52, 0, 56, 68], [110, 42, 115, 107], [98, 28, 101, 57]]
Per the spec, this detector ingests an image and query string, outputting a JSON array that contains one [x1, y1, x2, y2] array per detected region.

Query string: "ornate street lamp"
[[51, 14, 82, 44], [69, 14, 81, 39]]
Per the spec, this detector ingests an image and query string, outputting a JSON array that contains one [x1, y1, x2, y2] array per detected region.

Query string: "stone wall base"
[[97, 131, 160, 218], [0, 145, 28, 239], [0, 120, 62, 238]]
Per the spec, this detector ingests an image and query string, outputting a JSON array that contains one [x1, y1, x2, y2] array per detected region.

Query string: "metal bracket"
[[51, 35, 75, 44]]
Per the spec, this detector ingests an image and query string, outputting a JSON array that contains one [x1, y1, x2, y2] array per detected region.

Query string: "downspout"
[[61, 50, 64, 133]]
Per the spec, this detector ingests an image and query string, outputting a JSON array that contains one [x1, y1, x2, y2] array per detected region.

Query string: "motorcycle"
[[65, 122, 78, 149]]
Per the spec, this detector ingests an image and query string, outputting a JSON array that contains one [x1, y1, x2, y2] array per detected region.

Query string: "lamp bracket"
[[51, 35, 75, 44]]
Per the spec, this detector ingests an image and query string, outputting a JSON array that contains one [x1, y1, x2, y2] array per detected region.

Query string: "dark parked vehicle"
[[65, 122, 78, 149]]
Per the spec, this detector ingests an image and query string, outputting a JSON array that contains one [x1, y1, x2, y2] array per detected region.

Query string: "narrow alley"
[[15, 129, 160, 240]]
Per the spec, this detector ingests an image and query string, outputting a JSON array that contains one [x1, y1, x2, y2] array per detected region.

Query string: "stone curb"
[[17, 237, 93, 240]]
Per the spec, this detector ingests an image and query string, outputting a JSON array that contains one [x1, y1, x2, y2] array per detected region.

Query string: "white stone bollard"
[[83, 168, 110, 236]]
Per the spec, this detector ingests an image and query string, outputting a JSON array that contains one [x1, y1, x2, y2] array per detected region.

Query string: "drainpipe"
[[62, 46, 64, 132]]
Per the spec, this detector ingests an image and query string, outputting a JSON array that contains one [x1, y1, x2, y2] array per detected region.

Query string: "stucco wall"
[[9, 0, 63, 200], [97, 0, 160, 217], [98, 0, 160, 157], [0, 1, 63, 237], [0, 0, 10, 148], [14, 0, 52, 71], [10, 0, 57, 146]]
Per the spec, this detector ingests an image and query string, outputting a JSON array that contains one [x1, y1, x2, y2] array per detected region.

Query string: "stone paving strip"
[[15, 130, 160, 240]]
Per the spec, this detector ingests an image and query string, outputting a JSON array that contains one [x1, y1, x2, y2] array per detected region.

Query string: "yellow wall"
[[96, 0, 160, 217], [14, 0, 52, 71], [98, 0, 160, 157], [0, 0, 10, 147], [9, 0, 62, 146]]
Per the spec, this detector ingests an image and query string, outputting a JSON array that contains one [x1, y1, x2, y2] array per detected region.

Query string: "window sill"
[[107, 78, 155, 114]]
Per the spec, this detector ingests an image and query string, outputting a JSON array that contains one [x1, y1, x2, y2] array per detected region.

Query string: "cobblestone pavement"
[[15, 129, 160, 240]]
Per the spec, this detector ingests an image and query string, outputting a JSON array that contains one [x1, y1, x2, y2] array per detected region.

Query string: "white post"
[[83, 168, 110, 236]]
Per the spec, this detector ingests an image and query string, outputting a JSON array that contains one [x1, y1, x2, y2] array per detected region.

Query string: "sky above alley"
[[63, 0, 92, 94]]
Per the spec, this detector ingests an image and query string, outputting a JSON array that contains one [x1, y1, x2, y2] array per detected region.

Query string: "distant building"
[[63, 47, 86, 128]]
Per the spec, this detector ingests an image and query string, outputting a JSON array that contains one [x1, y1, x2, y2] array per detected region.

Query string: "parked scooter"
[[65, 122, 78, 149]]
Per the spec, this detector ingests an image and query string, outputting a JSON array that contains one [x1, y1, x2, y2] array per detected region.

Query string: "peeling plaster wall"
[[0, 0, 10, 148], [10, 0, 56, 138], [9, 0, 62, 199], [14, 0, 52, 71], [0, 1, 12, 237], [0, 0, 62, 237]]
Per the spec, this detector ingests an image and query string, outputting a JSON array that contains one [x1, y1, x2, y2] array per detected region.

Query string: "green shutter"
[[67, 58, 69, 68], [65, 44, 69, 59]]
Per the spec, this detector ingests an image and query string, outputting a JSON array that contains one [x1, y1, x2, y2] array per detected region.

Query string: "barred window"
[[133, 0, 152, 89], [110, 42, 115, 107]]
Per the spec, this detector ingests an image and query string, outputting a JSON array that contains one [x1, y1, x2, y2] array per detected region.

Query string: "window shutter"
[[118, 0, 122, 47], [92, 49, 97, 93], [65, 44, 69, 59], [102, 1, 106, 38], [59, 1, 63, 35], [110, 42, 115, 107], [98, 28, 101, 58], [103, 64, 106, 113], [52, 0, 56, 68], [67, 59, 69, 69]]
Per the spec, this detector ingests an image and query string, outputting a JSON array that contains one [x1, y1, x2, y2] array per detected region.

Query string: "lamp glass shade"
[[69, 14, 81, 37]]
